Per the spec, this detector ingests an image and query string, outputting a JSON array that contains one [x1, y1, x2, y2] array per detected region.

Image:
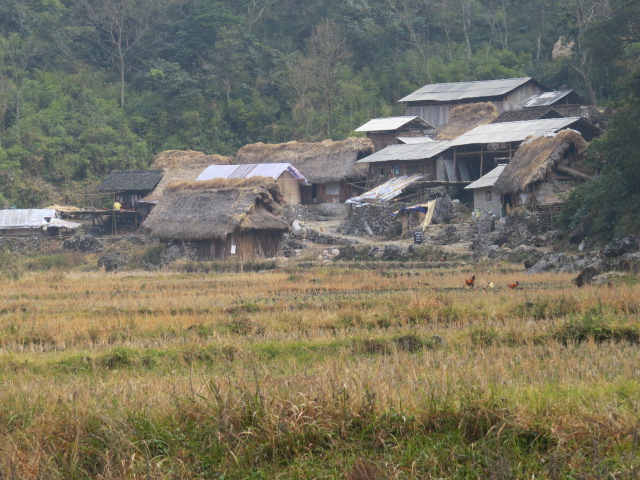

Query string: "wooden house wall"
[[502, 83, 547, 110], [197, 230, 284, 260], [275, 170, 301, 205]]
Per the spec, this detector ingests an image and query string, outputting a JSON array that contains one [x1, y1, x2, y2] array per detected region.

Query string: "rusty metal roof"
[[464, 164, 507, 189], [399, 77, 536, 103], [355, 116, 434, 132], [357, 141, 451, 164]]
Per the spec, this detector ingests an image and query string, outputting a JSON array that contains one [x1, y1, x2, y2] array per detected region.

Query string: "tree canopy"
[[0, 0, 637, 208]]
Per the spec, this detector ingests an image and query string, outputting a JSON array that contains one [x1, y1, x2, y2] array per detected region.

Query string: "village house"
[[144, 178, 292, 261], [399, 77, 549, 127], [235, 138, 373, 204], [196, 163, 307, 205], [96, 170, 164, 212], [354, 116, 435, 152]]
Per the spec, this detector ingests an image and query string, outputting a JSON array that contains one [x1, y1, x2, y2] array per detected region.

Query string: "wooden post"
[[453, 150, 458, 182], [480, 145, 484, 177]]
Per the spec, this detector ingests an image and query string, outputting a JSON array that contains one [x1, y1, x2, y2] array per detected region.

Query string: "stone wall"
[[338, 204, 399, 237]]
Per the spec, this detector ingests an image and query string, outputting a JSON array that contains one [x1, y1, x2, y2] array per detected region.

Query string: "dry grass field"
[[0, 262, 639, 479]]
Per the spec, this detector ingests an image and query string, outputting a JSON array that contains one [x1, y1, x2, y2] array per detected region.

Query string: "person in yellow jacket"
[[113, 201, 122, 210]]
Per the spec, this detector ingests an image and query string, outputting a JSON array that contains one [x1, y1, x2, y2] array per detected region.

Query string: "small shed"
[[355, 116, 435, 152], [96, 170, 163, 210], [196, 163, 307, 205], [236, 138, 373, 204], [464, 164, 507, 216], [144, 178, 291, 260], [494, 130, 589, 211], [400, 77, 549, 127], [0, 209, 80, 235]]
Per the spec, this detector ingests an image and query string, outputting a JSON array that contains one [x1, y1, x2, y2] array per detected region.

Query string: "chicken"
[[482, 282, 494, 291], [465, 275, 476, 288], [507, 281, 519, 289], [440, 255, 447, 262]]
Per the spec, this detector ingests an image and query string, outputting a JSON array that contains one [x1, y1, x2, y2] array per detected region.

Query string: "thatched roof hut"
[[142, 150, 232, 203], [436, 102, 499, 140], [494, 129, 588, 195], [144, 177, 291, 260], [236, 137, 372, 184]]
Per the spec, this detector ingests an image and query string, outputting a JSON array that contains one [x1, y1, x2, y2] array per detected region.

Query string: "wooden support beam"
[[556, 165, 593, 180]]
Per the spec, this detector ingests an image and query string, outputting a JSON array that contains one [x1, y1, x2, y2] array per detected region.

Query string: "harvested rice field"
[[0, 264, 638, 479]]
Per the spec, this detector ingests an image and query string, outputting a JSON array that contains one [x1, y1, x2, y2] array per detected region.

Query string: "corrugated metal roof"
[[448, 118, 582, 147], [492, 107, 562, 123], [465, 165, 507, 189], [96, 170, 163, 192], [196, 163, 307, 183], [355, 116, 434, 132], [399, 77, 534, 103], [396, 136, 435, 144], [346, 175, 423, 204], [357, 141, 451, 164], [0, 209, 57, 229], [515, 90, 574, 108]]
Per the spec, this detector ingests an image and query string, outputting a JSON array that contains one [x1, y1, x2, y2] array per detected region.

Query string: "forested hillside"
[[0, 0, 637, 207]]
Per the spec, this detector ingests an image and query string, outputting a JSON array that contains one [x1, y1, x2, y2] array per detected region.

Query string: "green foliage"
[[0, 0, 637, 207]]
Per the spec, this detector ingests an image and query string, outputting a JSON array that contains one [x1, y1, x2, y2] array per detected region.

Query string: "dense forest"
[[0, 0, 638, 213]]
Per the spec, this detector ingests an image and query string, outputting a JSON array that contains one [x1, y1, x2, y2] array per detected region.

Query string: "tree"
[[286, 21, 352, 139], [77, 0, 171, 108]]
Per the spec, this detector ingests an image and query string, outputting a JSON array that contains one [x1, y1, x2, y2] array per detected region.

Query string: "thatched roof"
[[96, 170, 163, 192], [494, 130, 588, 195], [235, 137, 373, 184], [142, 150, 232, 203], [436, 102, 499, 140], [143, 177, 291, 241]]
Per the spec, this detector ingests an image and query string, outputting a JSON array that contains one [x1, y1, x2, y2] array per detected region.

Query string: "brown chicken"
[[465, 275, 476, 288], [507, 281, 519, 289], [440, 255, 447, 262]]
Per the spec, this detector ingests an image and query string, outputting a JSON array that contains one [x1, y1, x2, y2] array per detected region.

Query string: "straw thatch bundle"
[[494, 129, 588, 195], [436, 102, 499, 140], [142, 150, 232, 203], [236, 137, 373, 184], [144, 177, 290, 241]]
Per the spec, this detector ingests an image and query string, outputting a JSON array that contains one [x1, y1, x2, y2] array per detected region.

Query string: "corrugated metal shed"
[[196, 163, 308, 183], [396, 136, 435, 144], [346, 175, 423, 204], [515, 90, 587, 108], [357, 141, 451, 164], [399, 77, 535, 103], [355, 116, 434, 132], [97, 170, 163, 192], [448, 118, 584, 147], [465, 165, 507, 190], [0, 209, 57, 230]]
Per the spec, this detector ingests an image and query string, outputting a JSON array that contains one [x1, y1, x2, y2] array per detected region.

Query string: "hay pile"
[[495, 129, 588, 194], [436, 102, 499, 140], [236, 137, 372, 183], [142, 150, 232, 203]]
